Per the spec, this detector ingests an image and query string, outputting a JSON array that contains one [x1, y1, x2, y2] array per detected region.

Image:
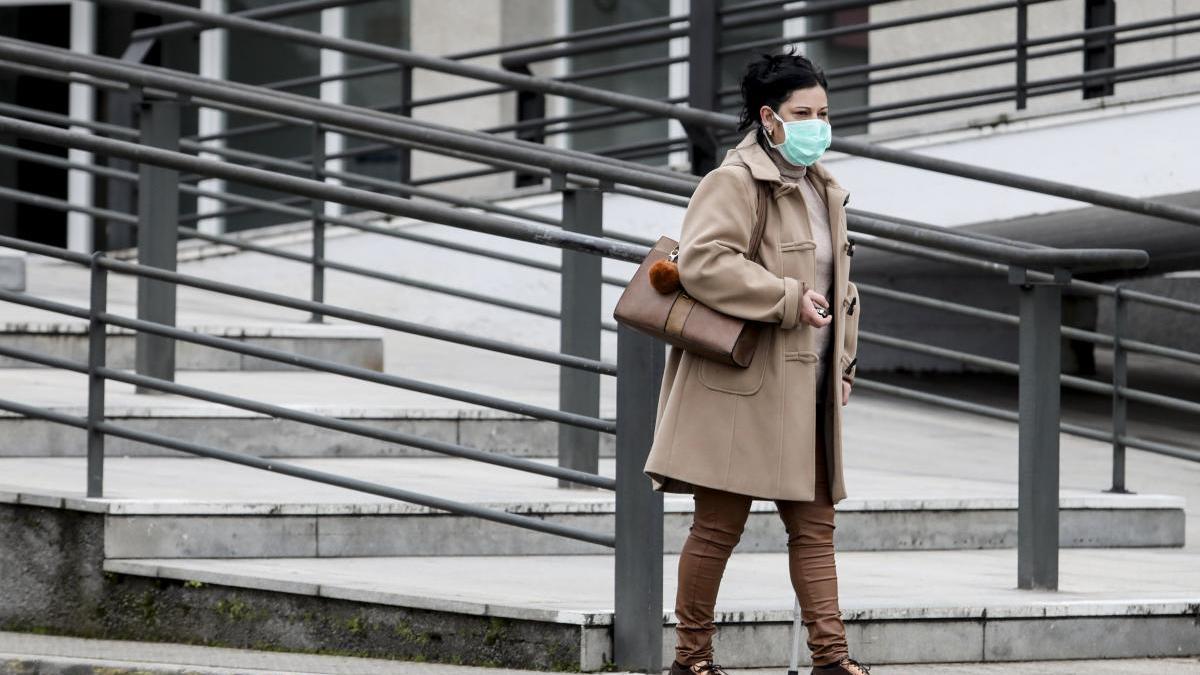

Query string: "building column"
[[197, 0, 228, 236], [68, 0, 96, 253]]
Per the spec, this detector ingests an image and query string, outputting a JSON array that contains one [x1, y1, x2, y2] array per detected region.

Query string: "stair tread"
[[104, 547, 1200, 626], [0, 456, 1184, 515]]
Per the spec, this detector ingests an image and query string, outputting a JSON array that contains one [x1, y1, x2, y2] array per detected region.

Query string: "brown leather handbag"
[[613, 178, 770, 367]]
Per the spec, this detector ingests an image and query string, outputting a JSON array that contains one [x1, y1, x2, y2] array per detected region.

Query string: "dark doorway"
[[0, 4, 71, 247]]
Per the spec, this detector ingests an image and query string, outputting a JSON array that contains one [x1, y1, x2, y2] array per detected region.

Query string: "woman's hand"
[[800, 289, 832, 328], [841, 378, 852, 406]]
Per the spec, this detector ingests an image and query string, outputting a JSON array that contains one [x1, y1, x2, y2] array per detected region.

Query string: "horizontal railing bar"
[[1103, 431, 1200, 464], [1103, 285, 1200, 315], [9, 25, 1191, 240], [104, 417, 619, 545], [0, 185, 138, 225], [861, 330, 1015, 373], [0, 340, 91, 372], [132, 0, 380, 41], [85, 0, 736, 130], [94, 364, 619, 489], [847, 212, 1145, 271], [170, 223, 621, 329], [559, 55, 687, 85], [0, 142, 132, 181], [0, 395, 615, 545], [262, 61, 401, 93], [0, 36, 699, 197], [179, 195, 306, 225], [2, 182, 615, 333], [720, 0, 1052, 56], [713, 11, 1200, 97], [853, 378, 1200, 463], [832, 91, 1022, 130], [723, 0, 905, 25], [857, 280, 1200, 367], [854, 377, 1019, 422], [0, 233, 618, 376], [1108, 383, 1200, 416], [501, 26, 687, 68], [0, 116, 652, 263], [854, 233, 1200, 320], [862, 330, 1200, 415], [0, 99, 139, 140], [857, 282, 1018, 325], [97, 309, 616, 430], [1113, 336, 1200, 367], [175, 139, 566, 228], [828, 52, 1200, 123]]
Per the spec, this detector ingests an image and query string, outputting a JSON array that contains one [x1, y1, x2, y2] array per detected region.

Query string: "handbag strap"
[[746, 178, 770, 264]]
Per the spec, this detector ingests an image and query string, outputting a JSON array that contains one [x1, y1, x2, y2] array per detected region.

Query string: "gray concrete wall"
[[409, 1, 563, 198], [0, 502, 596, 671]]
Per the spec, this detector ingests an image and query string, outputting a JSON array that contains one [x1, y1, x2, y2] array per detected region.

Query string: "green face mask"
[[764, 110, 832, 167]]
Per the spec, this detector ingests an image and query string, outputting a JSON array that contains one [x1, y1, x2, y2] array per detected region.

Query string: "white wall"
[[823, 90, 1200, 227]]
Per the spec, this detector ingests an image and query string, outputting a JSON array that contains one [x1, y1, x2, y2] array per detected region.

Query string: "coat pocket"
[[698, 327, 774, 395], [783, 349, 821, 411]]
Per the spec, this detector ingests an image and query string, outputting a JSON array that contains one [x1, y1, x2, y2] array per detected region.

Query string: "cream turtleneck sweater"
[[763, 141, 834, 401]]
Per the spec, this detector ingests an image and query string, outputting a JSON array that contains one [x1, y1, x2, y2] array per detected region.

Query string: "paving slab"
[[5, 630, 1196, 674]]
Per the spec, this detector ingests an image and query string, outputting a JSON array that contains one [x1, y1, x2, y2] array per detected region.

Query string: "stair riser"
[[102, 507, 1185, 558], [0, 417, 609, 458], [704, 614, 1200, 668], [0, 334, 383, 371]]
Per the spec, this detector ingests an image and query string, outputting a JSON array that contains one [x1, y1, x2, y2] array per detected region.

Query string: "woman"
[[643, 49, 867, 675]]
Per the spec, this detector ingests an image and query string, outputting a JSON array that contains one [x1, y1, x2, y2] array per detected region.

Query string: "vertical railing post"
[[1010, 266, 1068, 591], [685, 0, 720, 176], [557, 181, 603, 487], [87, 252, 108, 498], [134, 96, 180, 392], [397, 65, 413, 187], [310, 122, 327, 323], [1015, 0, 1028, 109], [1083, 0, 1117, 99], [1107, 284, 1133, 494], [511, 62, 546, 188], [614, 324, 665, 673]]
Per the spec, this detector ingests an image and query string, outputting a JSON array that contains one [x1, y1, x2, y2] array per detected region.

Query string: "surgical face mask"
[[764, 110, 832, 167]]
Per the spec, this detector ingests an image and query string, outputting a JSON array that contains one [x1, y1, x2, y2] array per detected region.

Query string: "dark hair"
[[736, 46, 829, 133]]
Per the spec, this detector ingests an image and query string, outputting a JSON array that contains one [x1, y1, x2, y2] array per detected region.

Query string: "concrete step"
[[0, 368, 615, 458], [98, 548, 1200, 671], [0, 321, 384, 371], [0, 457, 1185, 555]]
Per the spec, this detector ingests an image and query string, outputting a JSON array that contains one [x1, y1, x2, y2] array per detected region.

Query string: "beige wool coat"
[[643, 129, 861, 504]]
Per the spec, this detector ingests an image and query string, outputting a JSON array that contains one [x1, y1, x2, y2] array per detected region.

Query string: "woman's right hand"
[[800, 289, 832, 328]]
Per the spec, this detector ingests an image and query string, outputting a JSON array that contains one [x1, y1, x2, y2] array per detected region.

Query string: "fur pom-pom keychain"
[[649, 247, 681, 294]]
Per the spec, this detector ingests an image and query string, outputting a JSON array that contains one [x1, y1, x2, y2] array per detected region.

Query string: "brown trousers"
[[673, 411, 848, 667]]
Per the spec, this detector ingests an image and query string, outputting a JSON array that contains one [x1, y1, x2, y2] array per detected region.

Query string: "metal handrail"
[[131, 0, 379, 41], [1, 393, 618, 546], [56, 3, 1200, 232]]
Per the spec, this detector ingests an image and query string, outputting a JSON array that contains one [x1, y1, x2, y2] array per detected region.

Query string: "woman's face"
[[760, 86, 829, 145]]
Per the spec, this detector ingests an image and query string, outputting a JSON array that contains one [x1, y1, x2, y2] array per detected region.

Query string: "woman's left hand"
[[841, 379, 851, 406]]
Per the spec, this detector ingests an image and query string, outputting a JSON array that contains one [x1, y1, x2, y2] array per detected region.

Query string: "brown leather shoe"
[[670, 659, 730, 675], [811, 655, 872, 674]]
